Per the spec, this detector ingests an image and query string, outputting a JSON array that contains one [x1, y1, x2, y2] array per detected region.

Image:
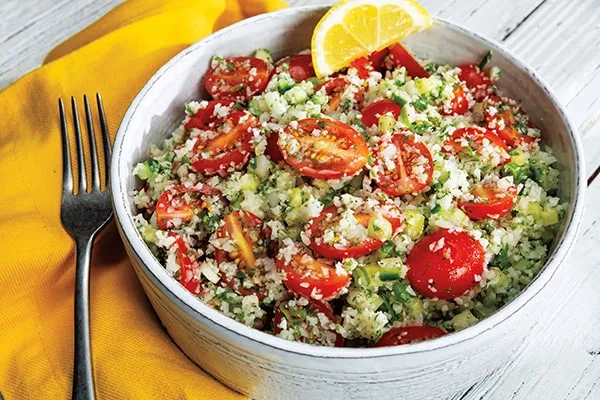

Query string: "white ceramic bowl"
[[111, 6, 585, 400]]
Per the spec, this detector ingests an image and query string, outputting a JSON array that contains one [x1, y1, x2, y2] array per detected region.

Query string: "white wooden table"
[[2, 0, 599, 398]]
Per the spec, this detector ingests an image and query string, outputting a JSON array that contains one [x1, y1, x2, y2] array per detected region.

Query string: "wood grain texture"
[[1, 0, 599, 399]]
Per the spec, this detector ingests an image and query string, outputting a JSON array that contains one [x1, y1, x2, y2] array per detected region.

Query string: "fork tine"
[[96, 93, 111, 186], [71, 97, 87, 194], [59, 99, 74, 194], [83, 95, 101, 191]]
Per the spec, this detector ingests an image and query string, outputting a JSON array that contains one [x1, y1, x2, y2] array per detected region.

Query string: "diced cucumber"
[[377, 257, 404, 271], [399, 103, 415, 128], [134, 162, 153, 180], [404, 209, 425, 239], [306, 77, 322, 88], [284, 86, 308, 105], [541, 208, 559, 226], [391, 91, 411, 106], [252, 48, 273, 63], [311, 92, 328, 105], [379, 269, 402, 281], [502, 162, 527, 184], [510, 149, 527, 166], [440, 207, 469, 226], [378, 114, 396, 133], [368, 214, 393, 241], [275, 76, 295, 94], [288, 187, 303, 208], [285, 226, 301, 240], [414, 77, 435, 94], [526, 202, 543, 219], [141, 224, 158, 243], [451, 310, 478, 330], [252, 154, 271, 179], [239, 173, 259, 192], [406, 297, 425, 318], [478, 50, 493, 70]]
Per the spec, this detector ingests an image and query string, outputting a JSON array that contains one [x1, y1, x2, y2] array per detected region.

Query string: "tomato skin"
[[205, 56, 273, 102], [372, 133, 434, 196], [316, 77, 363, 113], [284, 54, 316, 83], [155, 184, 218, 230], [368, 48, 390, 71], [350, 56, 373, 79], [388, 43, 429, 78], [186, 100, 258, 175], [443, 127, 509, 166], [361, 99, 402, 128], [273, 296, 344, 347], [485, 107, 534, 148], [458, 64, 491, 101], [277, 118, 369, 180], [276, 247, 351, 301], [406, 229, 486, 300], [215, 211, 267, 298], [170, 234, 203, 295], [307, 204, 403, 260], [266, 132, 284, 162], [459, 185, 517, 221], [374, 326, 446, 347], [440, 87, 469, 116]]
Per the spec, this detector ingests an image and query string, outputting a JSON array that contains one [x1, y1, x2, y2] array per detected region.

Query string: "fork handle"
[[72, 237, 96, 400]]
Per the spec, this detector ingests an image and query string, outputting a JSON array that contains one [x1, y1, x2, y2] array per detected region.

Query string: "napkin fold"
[[0, 0, 286, 398]]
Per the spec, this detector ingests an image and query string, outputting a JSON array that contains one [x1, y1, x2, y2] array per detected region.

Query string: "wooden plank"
[[503, 0, 600, 178], [0, 0, 123, 88]]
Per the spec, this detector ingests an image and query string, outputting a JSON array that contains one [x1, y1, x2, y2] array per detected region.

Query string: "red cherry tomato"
[[443, 127, 509, 166], [214, 211, 268, 298], [374, 326, 446, 347], [306, 202, 403, 260], [388, 43, 429, 78], [440, 87, 469, 116], [277, 118, 369, 179], [485, 107, 534, 147], [316, 78, 363, 113], [155, 184, 218, 230], [406, 229, 486, 299], [368, 48, 390, 71], [350, 56, 374, 79], [170, 233, 203, 294], [361, 99, 402, 128], [459, 184, 517, 221], [266, 132, 284, 162], [276, 246, 351, 301], [204, 56, 273, 101], [278, 54, 316, 83], [273, 295, 344, 347], [458, 64, 491, 101], [371, 133, 434, 196], [186, 100, 258, 175]]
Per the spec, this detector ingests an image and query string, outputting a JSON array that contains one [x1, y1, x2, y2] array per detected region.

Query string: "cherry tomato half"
[[388, 43, 429, 78], [277, 118, 369, 179], [371, 133, 434, 196], [215, 211, 268, 298], [361, 99, 402, 128], [443, 127, 509, 166], [458, 64, 491, 101], [440, 87, 469, 116], [459, 184, 518, 221], [205, 56, 273, 102], [266, 131, 284, 162], [485, 106, 534, 148], [316, 78, 363, 113], [170, 233, 203, 295], [368, 48, 390, 72], [276, 246, 351, 301], [155, 184, 218, 230], [186, 100, 258, 175], [374, 326, 446, 347], [273, 295, 344, 347], [350, 56, 374, 79], [306, 202, 403, 260], [277, 54, 316, 83], [406, 229, 486, 299]]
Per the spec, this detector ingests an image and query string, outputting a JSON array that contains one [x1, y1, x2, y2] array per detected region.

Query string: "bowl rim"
[[111, 5, 586, 359]]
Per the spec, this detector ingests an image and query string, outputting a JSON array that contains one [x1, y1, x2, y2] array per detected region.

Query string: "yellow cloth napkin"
[[0, 0, 286, 398]]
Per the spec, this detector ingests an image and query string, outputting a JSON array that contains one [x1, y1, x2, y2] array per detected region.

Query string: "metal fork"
[[59, 94, 113, 400]]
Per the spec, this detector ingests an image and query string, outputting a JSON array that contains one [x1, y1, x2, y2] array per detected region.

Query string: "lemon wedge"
[[311, 0, 432, 77]]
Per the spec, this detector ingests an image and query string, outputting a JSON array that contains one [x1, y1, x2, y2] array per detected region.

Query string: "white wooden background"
[[2, 0, 599, 399]]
